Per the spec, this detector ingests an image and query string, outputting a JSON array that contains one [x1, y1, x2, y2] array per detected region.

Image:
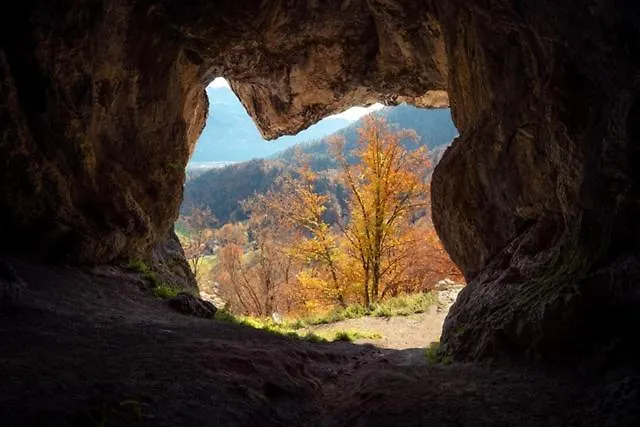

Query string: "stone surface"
[[432, 0, 640, 362], [0, 0, 446, 263], [0, 261, 26, 307], [150, 230, 198, 295], [1, 0, 639, 362], [168, 292, 217, 319]]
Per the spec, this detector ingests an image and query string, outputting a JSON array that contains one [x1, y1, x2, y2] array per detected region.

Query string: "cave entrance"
[[177, 77, 463, 349]]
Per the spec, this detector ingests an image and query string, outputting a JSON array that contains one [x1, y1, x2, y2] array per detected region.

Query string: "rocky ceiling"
[[1, 0, 639, 362]]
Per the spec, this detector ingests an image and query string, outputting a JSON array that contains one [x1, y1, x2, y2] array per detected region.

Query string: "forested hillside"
[[182, 105, 457, 223], [274, 104, 457, 168]]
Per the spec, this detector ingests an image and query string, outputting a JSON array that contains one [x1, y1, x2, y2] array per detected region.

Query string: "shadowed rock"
[[169, 292, 217, 319], [0, 261, 26, 307]]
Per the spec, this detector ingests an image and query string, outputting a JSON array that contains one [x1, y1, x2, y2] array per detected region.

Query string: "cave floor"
[[0, 259, 637, 427]]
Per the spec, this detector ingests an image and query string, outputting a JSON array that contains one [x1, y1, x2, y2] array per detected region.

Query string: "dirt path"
[[1, 259, 638, 426], [303, 306, 447, 366], [306, 305, 446, 349]]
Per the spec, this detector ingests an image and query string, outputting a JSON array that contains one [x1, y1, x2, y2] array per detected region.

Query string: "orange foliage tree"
[[212, 219, 300, 316], [211, 117, 464, 317], [177, 205, 216, 281], [332, 116, 432, 306], [248, 160, 347, 309]]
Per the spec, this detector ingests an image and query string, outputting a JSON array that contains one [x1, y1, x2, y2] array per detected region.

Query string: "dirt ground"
[[1, 258, 639, 427], [304, 306, 447, 366]]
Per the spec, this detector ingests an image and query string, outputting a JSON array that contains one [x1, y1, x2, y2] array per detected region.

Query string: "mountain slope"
[[190, 86, 350, 162], [182, 106, 458, 223], [273, 104, 458, 169]]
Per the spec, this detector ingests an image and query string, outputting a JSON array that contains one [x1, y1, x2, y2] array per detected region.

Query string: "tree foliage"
[[205, 117, 462, 317], [176, 205, 216, 281], [332, 116, 431, 306]]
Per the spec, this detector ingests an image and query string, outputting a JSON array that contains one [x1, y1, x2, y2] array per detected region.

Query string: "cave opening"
[[177, 76, 464, 345], [1, 0, 640, 424]]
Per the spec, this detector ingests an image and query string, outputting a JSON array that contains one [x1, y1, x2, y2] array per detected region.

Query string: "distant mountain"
[[273, 104, 458, 170], [182, 105, 458, 224], [190, 86, 350, 163]]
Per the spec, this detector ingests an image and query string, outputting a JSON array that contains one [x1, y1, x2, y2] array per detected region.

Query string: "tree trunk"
[[363, 268, 370, 308], [372, 260, 381, 304]]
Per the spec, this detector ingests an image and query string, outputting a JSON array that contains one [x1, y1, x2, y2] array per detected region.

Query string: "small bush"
[[152, 284, 179, 300], [302, 333, 328, 343], [127, 259, 161, 287], [371, 292, 437, 318], [127, 259, 150, 274], [424, 341, 453, 366], [330, 329, 383, 342], [215, 308, 239, 323], [332, 331, 353, 342], [343, 303, 368, 319]]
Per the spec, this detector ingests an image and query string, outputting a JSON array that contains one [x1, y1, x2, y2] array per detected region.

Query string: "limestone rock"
[[0, 0, 446, 263], [150, 230, 198, 296], [168, 292, 217, 319], [432, 0, 640, 362]]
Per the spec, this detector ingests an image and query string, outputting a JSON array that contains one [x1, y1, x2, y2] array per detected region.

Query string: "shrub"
[[127, 259, 150, 275], [214, 308, 239, 323], [424, 341, 453, 366], [152, 284, 179, 300], [370, 292, 437, 317], [331, 329, 383, 342], [127, 259, 161, 287]]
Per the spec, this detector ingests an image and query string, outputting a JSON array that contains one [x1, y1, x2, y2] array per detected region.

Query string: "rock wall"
[[0, 0, 446, 263], [433, 0, 640, 362], [0, 2, 207, 262], [1, 0, 639, 361]]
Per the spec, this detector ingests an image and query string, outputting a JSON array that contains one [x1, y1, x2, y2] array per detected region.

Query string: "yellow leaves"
[[215, 223, 248, 246], [297, 269, 327, 291], [213, 115, 461, 316], [333, 116, 435, 304]]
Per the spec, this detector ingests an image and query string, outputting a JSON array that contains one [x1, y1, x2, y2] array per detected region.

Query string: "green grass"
[[284, 292, 438, 330], [127, 259, 152, 275], [330, 329, 383, 342], [214, 309, 383, 343], [214, 309, 328, 342], [127, 259, 183, 300], [127, 259, 160, 287], [424, 341, 453, 366], [152, 284, 180, 300]]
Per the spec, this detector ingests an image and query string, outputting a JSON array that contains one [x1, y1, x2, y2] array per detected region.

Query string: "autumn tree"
[[332, 116, 431, 307], [399, 217, 464, 294], [212, 217, 301, 316], [248, 159, 347, 308], [177, 205, 216, 281]]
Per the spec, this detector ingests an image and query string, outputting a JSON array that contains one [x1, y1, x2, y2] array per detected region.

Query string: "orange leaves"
[[332, 116, 434, 305], [210, 116, 463, 317]]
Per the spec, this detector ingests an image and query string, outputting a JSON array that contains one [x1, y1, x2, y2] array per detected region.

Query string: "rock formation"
[[1, 0, 639, 362], [433, 0, 640, 362]]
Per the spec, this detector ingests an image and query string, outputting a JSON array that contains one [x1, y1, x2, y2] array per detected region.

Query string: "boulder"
[[168, 292, 217, 319]]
